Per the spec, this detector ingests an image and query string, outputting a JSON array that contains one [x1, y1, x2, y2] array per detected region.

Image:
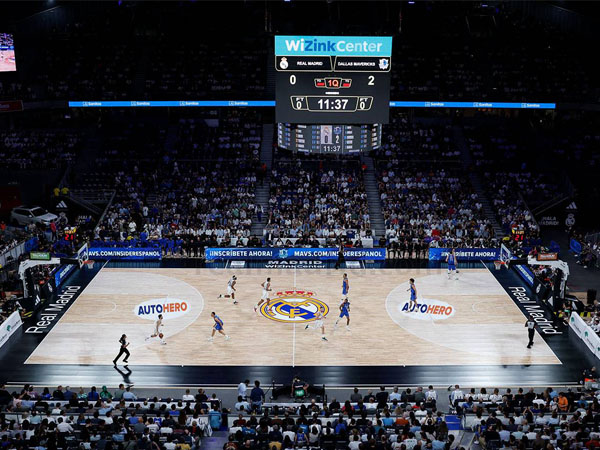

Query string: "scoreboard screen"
[[275, 36, 392, 124], [0, 33, 16, 72], [277, 123, 382, 154]]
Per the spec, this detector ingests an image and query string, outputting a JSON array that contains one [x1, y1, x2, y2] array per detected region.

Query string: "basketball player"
[[334, 297, 351, 330], [254, 277, 272, 313], [145, 314, 166, 345], [446, 248, 458, 280], [408, 278, 418, 311], [218, 275, 238, 304], [342, 273, 350, 298], [113, 334, 130, 366], [305, 306, 328, 341], [209, 312, 230, 341]]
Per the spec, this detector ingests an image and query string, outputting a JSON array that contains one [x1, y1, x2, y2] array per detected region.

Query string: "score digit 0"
[[291, 96, 308, 110]]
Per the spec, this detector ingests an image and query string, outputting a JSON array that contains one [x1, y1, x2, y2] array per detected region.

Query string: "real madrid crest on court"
[[260, 289, 329, 323]]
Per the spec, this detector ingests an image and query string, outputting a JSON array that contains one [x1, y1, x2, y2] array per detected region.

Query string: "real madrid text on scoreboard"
[[278, 124, 381, 154], [275, 36, 392, 124]]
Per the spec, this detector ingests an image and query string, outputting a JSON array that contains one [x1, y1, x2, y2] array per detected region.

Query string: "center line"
[[292, 323, 296, 367]]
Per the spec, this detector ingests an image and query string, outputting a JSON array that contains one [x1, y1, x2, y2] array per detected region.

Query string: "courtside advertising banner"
[[0, 311, 23, 349], [205, 247, 386, 261], [88, 247, 162, 260], [570, 313, 600, 360], [428, 248, 500, 261]]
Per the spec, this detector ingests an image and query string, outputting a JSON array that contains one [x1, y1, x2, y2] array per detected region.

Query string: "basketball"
[[159, 333, 164, 339]]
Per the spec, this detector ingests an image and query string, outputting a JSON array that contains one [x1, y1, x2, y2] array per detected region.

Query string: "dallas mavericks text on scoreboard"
[[275, 35, 392, 124]]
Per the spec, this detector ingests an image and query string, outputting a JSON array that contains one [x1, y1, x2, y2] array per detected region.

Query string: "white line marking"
[[480, 259, 561, 363], [292, 323, 296, 367]]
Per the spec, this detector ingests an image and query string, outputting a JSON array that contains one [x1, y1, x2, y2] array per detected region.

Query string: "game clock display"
[[275, 36, 392, 124], [277, 123, 382, 154]]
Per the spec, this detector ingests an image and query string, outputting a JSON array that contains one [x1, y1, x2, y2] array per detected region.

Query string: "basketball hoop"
[[493, 260, 504, 271], [83, 260, 95, 270]]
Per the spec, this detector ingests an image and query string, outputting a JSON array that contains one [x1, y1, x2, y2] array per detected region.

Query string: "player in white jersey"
[[254, 277, 272, 313], [218, 275, 238, 304], [304, 306, 328, 341], [145, 314, 166, 345]]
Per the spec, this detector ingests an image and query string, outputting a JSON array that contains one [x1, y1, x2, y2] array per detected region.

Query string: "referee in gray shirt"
[[525, 316, 536, 348]]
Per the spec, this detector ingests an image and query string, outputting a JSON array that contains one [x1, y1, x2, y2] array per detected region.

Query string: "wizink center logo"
[[400, 298, 455, 322], [275, 36, 392, 57], [134, 298, 189, 320], [260, 290, 329, 323]]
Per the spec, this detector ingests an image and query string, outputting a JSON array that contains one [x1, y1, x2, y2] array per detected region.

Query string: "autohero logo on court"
[[260, 290, 329, 323], [134, 298, 189, 320], [399, 298, 455, 321]]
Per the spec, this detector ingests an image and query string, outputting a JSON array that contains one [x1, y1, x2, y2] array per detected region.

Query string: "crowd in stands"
[[485, 172, 543, 235], [378, 115, 459, 162], [265, 160, 371, 243], [88, 112, 260, 252], [452, 381, 600, 450], [4, 375, 600, 449], [144, 41, 266, 101], [378, 165, 496, 249], [0, 384, 215, 450], [1, 4, 597, 104], [0, 130, 81, 170], [390, 4, 596, 103]]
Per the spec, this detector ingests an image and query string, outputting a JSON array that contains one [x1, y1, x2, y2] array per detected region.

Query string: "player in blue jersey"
[[342, 273, 350, 298], [446, 248, 458, 280], [334, 297, 351, 330], [408, 278, 418, 311], [208, 312, 230, 341]]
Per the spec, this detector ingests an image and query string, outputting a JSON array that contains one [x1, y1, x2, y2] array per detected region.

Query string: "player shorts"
[[227, 286, 234, 295], [215, 323, 223, 331], [314, 320, 324, 328], [448, 264, 456, 271], [261, 290, 269, 300], [339, 311, 349, 318], [342, 289, 348, 296]]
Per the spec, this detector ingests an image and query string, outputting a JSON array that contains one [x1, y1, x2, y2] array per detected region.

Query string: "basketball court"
[[25, 266, 560, 368]]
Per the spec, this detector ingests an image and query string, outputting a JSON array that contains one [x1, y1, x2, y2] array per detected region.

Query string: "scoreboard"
[[277, 123, 382, 154], [275, 36, 392, 124]]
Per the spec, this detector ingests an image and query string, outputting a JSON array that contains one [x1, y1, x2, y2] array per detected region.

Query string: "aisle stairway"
[[361, 155, 385, 240], [265, 49, 276, 99], [453, 125, 504, 238], [250, 124, 274, 236]]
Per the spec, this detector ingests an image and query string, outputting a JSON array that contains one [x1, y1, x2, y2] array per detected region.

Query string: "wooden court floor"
[[26, 268, 560, 367]]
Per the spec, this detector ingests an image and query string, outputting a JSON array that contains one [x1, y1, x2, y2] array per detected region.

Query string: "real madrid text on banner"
[[260, 290, 329, 324]]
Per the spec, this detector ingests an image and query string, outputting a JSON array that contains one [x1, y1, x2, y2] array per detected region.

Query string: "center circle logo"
[[134, 298, 190, 320], [260, 290, 329, 323]]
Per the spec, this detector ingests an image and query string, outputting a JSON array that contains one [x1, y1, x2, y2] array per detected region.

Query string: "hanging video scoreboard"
[[278, 123, 382, 154], [275, 36, 392, 124]]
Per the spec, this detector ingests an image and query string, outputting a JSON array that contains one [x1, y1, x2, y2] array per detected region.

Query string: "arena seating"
[[84, 112, 259, 254], [377, 115, 460, 162], [144, 41, 266, 101], [0, 130, 81, 170], [377, 164, 495, 249], [0, 5, 597, 104], [485, 172, 544, 234], [265, 159, 371, 243]]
